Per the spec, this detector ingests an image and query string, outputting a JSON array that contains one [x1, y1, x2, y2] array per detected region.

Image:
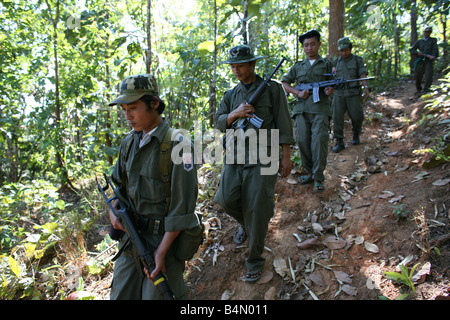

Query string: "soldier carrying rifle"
[[105, 74, 200, 300], [214, 45, 294, 283]]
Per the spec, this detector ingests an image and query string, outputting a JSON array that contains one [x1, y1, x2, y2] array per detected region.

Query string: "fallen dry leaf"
[[355, 235, 364, 245], [322, 235, 347, 250], [297, 238, 324, 250], [221, 289, 234, 300], [312, 222, 324, 233], [342, 284, 357, 296], [432, 178, 450, 186], [379, 190, 395, 199], [334, 270, 353, 284], [308, 272, 325, 287], [264, 286, 276, 300], [273, 257, 289, 278], [412, 262, 431, 284], [364, 241, 379, 253], [259, 270, 274, 284]]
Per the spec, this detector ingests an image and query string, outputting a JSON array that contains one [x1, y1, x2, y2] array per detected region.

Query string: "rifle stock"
[[96, 174, 175, 300]]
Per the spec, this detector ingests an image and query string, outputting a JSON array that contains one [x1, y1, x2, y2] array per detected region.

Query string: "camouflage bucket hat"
[[108, 74, 159, 106], [338, 37, 352, 51], [221, 45, 263, 64]]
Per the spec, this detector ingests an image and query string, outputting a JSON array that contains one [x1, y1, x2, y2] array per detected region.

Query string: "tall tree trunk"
[[209, 0, 217, 127], [242, 0, 248, 44], [394, 13, 399, 78], [146, 0, 152, 74], [410, 0, 418, 74], [45, 0, 71, 189], [441, 12, 448, 61], [328, 0, 345, 59]]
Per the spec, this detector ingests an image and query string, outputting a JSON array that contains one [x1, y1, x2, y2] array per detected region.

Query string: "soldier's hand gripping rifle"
[[294, 76, 375, 103], [96, 174, 175, 300], [225, 56, 288, 147]]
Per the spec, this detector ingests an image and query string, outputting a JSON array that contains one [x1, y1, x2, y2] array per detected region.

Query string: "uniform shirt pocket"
[[138, 167, 166, 206]]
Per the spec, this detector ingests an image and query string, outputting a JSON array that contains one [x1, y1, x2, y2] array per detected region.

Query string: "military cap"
[[109, 74, 159, 106], [423, 26, 432, 32], [221, 45, 263, 64], [338, 37, 352, 50], [299, 29, 321, 44]]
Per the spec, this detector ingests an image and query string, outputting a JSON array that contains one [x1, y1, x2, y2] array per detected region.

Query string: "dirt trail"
[[185, 79, 450, 300]]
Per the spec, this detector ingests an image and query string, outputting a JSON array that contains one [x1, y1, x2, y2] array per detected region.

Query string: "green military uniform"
[[108, 75, 199, 300], [332, 37, 368, 149], [409, 26, 439, 92], [281, 55, 333, 183], [214, 45, 295, 278]]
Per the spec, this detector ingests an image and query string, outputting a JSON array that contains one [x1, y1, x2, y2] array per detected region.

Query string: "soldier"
[[410, 26, 439, 93], [331, 37, 369, 153], [107, 74, 199, 300], [214, 45, 295, 283], [281, 29, 334, 192]]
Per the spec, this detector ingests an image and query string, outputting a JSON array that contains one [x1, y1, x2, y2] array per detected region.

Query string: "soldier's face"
[[339, 47, 351, 59], [302, 37, 321, 60], [230, 62, 256, 84], [121, 99, 158, 134]]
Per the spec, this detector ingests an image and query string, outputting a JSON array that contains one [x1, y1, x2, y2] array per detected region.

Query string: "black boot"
[[332, 138, 345, 153], [352, 133, 360, 145]]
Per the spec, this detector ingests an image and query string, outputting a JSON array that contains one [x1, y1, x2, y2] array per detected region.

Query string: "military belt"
[[133, 214, 165, 235]]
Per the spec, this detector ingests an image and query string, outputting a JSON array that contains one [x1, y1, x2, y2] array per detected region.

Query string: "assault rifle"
[[96, 174, 175, 300], [294, 76, 375, 103], [231, 56, 289, 130], [225, 56, 288, 147]]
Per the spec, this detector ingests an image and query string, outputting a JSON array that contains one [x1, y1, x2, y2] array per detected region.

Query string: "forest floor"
[[83, 76, 449, 301]]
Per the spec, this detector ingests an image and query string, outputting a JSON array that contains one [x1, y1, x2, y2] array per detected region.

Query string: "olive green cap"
[[338, 37, 352, 50], [109, 74, 159, 106], [221, 45, 263, 64]]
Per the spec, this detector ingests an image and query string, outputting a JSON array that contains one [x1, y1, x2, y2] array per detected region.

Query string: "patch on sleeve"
[[183, 153, 193, 172]]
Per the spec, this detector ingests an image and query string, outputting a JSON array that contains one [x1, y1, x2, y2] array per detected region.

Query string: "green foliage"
[[391, 203, 410, 219], [412, 72, 450, 165], [384, 263, 420, 296]]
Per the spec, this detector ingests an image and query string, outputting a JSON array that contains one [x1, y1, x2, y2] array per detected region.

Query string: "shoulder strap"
[[160, 128, 174, 215], [160, 128, 173, 197], [120, 133, 135, 191]]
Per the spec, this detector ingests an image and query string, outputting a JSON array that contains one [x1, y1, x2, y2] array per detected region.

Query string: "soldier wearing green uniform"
[[331, 37, 369, 153], [214, 45, 295, 283], [281, 30, 334, 192], [107, 74, 199, 300], [409, 26, 439, 93]]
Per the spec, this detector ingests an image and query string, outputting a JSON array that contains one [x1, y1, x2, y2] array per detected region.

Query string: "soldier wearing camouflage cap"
[[409, 26, 439, 93], [214, 45, 294, 283], [107, 74, 199, 300], [331, 37, 369, 153]]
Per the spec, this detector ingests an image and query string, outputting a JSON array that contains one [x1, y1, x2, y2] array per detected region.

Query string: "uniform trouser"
[[415, 60, 434, 91], [295, 113, 329, 182], [214, 164, 277, 273], [332, 94, 363, 139], [110, 234, 187, 300]]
